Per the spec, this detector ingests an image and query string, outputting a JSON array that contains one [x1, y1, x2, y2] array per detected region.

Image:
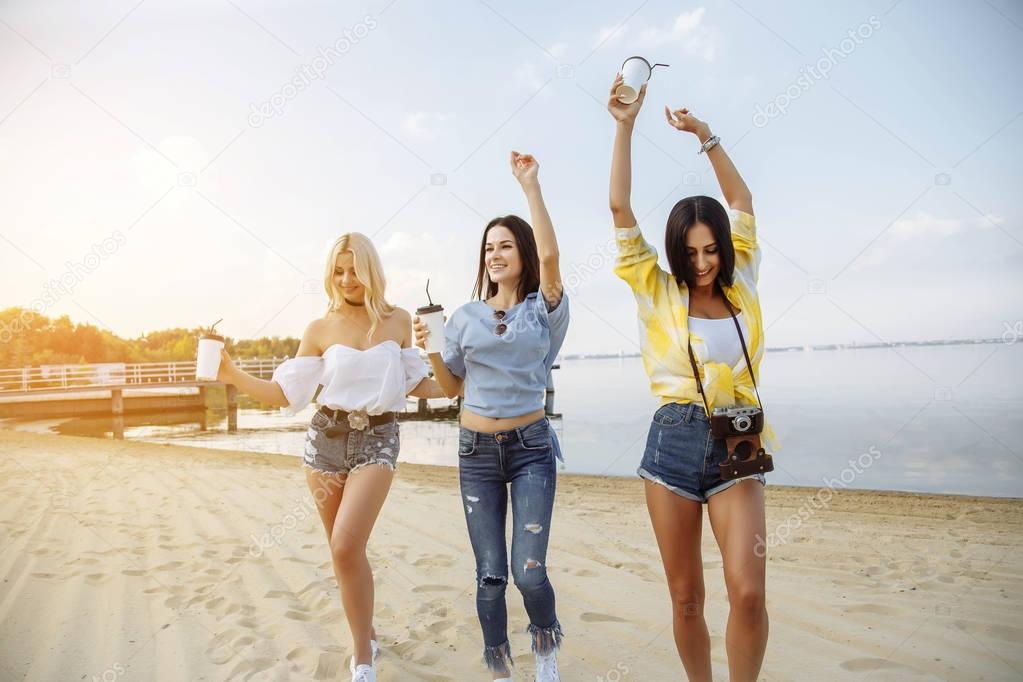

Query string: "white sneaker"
[[351, 663, 375, 682], [535, 650, 560, 681], [349, 639, 378, 674]]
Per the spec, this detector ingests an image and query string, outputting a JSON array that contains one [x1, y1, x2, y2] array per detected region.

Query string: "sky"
[[1, 0, 1020, 357]]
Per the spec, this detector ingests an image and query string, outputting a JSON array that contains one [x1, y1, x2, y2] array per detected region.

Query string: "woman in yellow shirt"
[[607, 74, 771, 682]]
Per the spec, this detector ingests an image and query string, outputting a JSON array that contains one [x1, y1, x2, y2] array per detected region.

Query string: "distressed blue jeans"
[[457, 416, 563, 672]]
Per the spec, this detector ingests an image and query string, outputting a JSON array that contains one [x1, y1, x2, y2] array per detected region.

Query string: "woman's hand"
[[413, 315, 445, 352], [665, 106, 711, 140], [510, 150, 539, 188], [607, 73, 646, 125], [216, 348, 237, 383], [412, 316, 428, 351], [668, 106, 752, 213]]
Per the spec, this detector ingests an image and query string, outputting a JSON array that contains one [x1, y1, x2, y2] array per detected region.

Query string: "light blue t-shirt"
[[442, 288, 569, 418]]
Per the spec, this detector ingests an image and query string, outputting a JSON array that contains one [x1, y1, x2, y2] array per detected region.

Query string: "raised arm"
[[608, 74, 647, 228], [215, 320, 322, 407], [665, 106, 753, 215], [510, 151, 562, 309]]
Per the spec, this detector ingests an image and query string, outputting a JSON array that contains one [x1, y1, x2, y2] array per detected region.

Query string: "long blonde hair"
[[324, 232, 394, 340]]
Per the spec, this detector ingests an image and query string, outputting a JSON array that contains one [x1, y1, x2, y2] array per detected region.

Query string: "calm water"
[[8, 344, 1022, 498]]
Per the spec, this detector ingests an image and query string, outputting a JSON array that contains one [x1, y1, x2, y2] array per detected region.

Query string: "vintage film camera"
[[710, 405, 774, 479]]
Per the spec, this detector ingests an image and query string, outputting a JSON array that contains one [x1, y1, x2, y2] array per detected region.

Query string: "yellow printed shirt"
[[613, 209, 778, 451]]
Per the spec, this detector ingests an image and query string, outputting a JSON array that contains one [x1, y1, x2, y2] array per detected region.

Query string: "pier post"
[[198, 385, 208, 431], [418, 397, 427, 414], [111, 388, 124, 440], [544, 369, 556, 416], [226, 383, 238, 432]]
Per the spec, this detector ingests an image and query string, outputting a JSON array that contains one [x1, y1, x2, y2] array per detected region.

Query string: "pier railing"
[[0, 358, 286, 393]]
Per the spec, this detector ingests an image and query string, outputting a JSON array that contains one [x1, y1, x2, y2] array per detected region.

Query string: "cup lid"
[[200, 333, 225, 342], [416, 304, 443, 314]]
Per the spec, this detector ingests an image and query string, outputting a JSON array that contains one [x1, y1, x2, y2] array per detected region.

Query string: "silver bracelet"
[[698, 135, 720, 155]]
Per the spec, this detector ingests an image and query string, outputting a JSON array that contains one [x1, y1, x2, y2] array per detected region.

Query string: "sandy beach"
[[1, 428, 1021, 681]]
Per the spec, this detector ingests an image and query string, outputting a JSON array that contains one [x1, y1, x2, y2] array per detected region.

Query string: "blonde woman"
[[217, 232, 444, 682]]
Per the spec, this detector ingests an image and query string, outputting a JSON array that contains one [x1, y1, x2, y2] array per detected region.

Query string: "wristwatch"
[[698, 135, 720, 155]]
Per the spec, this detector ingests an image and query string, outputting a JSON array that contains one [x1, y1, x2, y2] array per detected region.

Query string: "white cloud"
[[593, 24, 627, 47], [860, 211, 963, 268], [637, 7, 719, 62], [890, 212, 961, 239], [514, 62, 547, 91], [401, 112, 451, 140], [975, 213, 1004, 229]]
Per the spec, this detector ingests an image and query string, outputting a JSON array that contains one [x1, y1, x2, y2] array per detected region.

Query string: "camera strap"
[[685, 286, 764, 415]]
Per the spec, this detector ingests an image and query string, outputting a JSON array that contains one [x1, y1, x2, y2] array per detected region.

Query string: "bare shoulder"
[[390, 307, 413, 329], [390, 307, 413, 347], [296, 317, 329, 356], [304, 316, 331, 336]]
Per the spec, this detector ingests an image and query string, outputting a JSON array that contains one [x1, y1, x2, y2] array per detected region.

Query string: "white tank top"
[[688, 312, 748, 368]]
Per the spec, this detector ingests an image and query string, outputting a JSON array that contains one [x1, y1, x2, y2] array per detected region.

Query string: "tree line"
[[0, 307, 299, 367]]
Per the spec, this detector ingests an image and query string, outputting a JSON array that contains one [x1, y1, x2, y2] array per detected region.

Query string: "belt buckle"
[[347, 409, 370, 431]]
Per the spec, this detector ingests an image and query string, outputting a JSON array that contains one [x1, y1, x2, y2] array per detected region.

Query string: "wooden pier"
[[0, 359, 560, 438], [0, 359, 277, 438]]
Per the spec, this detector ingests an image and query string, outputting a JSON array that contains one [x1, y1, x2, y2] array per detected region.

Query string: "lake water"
[[9, 343, 1022, 498]]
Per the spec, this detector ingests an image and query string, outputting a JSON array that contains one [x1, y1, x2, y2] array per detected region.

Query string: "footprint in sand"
[[205, 628, 253, 665], [955, 619, 1023, 643], [580, 612, 628, 623], [613, 561, 660, 582], [557, 566, 597, 577], [412, 584, 459, 593], [284, 608, 317, 622], [390, 640, 441, 666], [412, 553, 457, 568], [312, 652, 346, 680], [264, 589, 295, 600], [840, 658, 916, 672], [843, 603, 903, 616], [425, 618, 455, 634]]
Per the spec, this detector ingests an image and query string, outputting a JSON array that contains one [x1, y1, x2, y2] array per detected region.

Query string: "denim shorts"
[[303, 409, 400, 475], [638, 401, 765, 503]]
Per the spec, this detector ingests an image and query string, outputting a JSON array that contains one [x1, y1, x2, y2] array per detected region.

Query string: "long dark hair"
[[664, 195, 735, 289], [472, 214, 541, 303]]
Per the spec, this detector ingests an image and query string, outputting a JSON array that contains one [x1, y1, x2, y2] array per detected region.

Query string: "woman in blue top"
[[414, 151, 569, 682]]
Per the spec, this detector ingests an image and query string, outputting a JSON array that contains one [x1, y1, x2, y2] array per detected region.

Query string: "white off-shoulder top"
[[270, 340, 430, 417]]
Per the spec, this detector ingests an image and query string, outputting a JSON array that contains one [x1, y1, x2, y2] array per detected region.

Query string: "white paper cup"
[[416, 305, 445, 354], [617, 56, 652, 104], [195, 335, 224, 381]]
